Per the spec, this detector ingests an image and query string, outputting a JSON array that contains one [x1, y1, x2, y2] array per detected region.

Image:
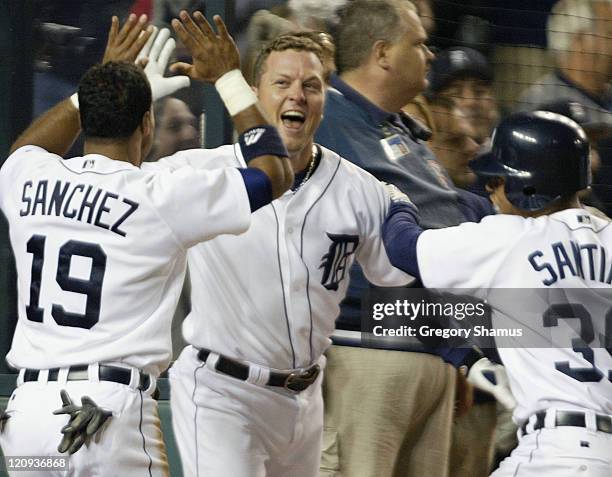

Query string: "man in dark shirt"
[[315, 1, 496, 476]]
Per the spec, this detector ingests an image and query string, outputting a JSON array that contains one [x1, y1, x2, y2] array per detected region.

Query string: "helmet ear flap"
[[522, 185, 537, 197], [505, 176, 553, 211]]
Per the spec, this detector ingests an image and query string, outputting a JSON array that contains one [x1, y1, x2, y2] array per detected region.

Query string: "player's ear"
[[373, 39, 391, 70], [141, 110, 153, 137]]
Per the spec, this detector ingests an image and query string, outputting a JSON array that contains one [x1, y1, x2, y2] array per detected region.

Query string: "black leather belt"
[[22, 364, 151, 391], [197, 349, 320, 392], [521, 410, 612, 435]]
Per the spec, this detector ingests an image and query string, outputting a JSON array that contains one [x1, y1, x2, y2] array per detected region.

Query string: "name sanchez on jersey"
[[19, 179, 139, 237], [528, 240, 612, 286]]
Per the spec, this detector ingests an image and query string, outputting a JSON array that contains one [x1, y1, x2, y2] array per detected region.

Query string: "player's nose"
[[287, 83, 306, 103]]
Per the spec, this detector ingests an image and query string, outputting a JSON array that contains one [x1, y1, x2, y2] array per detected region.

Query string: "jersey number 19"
[[25, 234, 106, 329]]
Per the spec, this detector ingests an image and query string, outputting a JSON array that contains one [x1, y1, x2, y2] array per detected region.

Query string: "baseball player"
[[140, 32, 416, 476], [0, 13, 292, 476], [383, 111, 612, 476]]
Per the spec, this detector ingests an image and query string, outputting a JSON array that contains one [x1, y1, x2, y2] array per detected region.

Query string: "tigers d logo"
[[319, 233, 359, 291]]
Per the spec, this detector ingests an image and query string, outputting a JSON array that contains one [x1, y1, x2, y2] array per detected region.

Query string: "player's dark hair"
[[79, 61, 152, 139], [253, 35, 326, 85], [335, 0, 413, 74]]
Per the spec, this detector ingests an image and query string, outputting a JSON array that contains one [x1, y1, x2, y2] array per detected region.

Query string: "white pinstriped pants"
[[170, 346, 324, 477]]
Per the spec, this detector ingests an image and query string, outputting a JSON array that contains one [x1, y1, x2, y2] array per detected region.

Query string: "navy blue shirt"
[[315, 75, 493, 343]]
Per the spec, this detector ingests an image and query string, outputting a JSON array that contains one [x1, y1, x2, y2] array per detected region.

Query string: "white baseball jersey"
[[417, 209, 612, 421], [0, 145, 251, 376], [148, 144, 411, 370]]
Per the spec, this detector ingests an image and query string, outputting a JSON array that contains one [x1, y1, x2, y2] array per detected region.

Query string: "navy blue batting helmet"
[[469, 111, 590, 211]]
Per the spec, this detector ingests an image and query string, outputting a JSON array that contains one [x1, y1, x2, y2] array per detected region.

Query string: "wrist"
[[436, 345, 484, 373], [215, 69, 258, 117], [461, 347, 486, 375], [239, 125, 288, 164]]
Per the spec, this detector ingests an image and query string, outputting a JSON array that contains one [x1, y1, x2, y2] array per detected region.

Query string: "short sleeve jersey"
[[417, 210, 612, 420], [0, 146, 251, 375]]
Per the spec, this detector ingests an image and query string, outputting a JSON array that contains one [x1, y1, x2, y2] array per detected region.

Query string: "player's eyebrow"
[[271, 73, 323, 84]]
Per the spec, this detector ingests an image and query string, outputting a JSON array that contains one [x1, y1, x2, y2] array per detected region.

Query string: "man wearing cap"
[[426, 46, 500, 145]]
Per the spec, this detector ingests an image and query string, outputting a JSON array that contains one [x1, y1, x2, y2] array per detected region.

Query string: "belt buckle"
[[284, 364, 320, 392]]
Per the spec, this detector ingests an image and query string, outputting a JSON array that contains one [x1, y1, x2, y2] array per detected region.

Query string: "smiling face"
[[255, 49, 325, 164]]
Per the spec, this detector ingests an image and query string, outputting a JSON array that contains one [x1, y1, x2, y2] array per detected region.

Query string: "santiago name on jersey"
[[416, 211, 612, 421], [145, 144, 412, 370], [0, 145, 252, 376]]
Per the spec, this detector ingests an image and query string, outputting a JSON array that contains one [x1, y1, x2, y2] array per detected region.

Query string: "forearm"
[[382, 201, 423, 278], [383, 204, 490, 369], [247, 154, 293, 200], [231, 102, 269, 135], [10, 97, 80, 156], [233, 104, 294, 199]]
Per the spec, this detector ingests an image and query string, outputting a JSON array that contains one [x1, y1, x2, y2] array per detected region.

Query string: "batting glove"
[[137, 27, 190, 101], [465, 358, 517, 410], [53, 389, 113, 454]]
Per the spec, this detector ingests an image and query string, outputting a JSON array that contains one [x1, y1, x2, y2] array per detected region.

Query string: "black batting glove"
[[53, 389, 113, 454]]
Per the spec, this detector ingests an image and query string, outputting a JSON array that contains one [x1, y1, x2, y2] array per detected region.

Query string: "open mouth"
[[281, 110, 306, 130]]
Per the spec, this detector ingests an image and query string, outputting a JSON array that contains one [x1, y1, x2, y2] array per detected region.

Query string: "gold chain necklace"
[[293, 145, 318, 193]]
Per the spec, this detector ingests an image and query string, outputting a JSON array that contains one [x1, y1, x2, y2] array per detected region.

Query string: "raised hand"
[[103, 14, 154, 64], [170, 11, 240, 83], [137, 27, 190, 101]]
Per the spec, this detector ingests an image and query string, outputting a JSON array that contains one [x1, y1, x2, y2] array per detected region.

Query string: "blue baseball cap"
[[427, 47, 493, 94]]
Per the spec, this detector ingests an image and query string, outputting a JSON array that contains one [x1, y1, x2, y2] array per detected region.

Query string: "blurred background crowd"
[[4, 0, 609, 200]]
